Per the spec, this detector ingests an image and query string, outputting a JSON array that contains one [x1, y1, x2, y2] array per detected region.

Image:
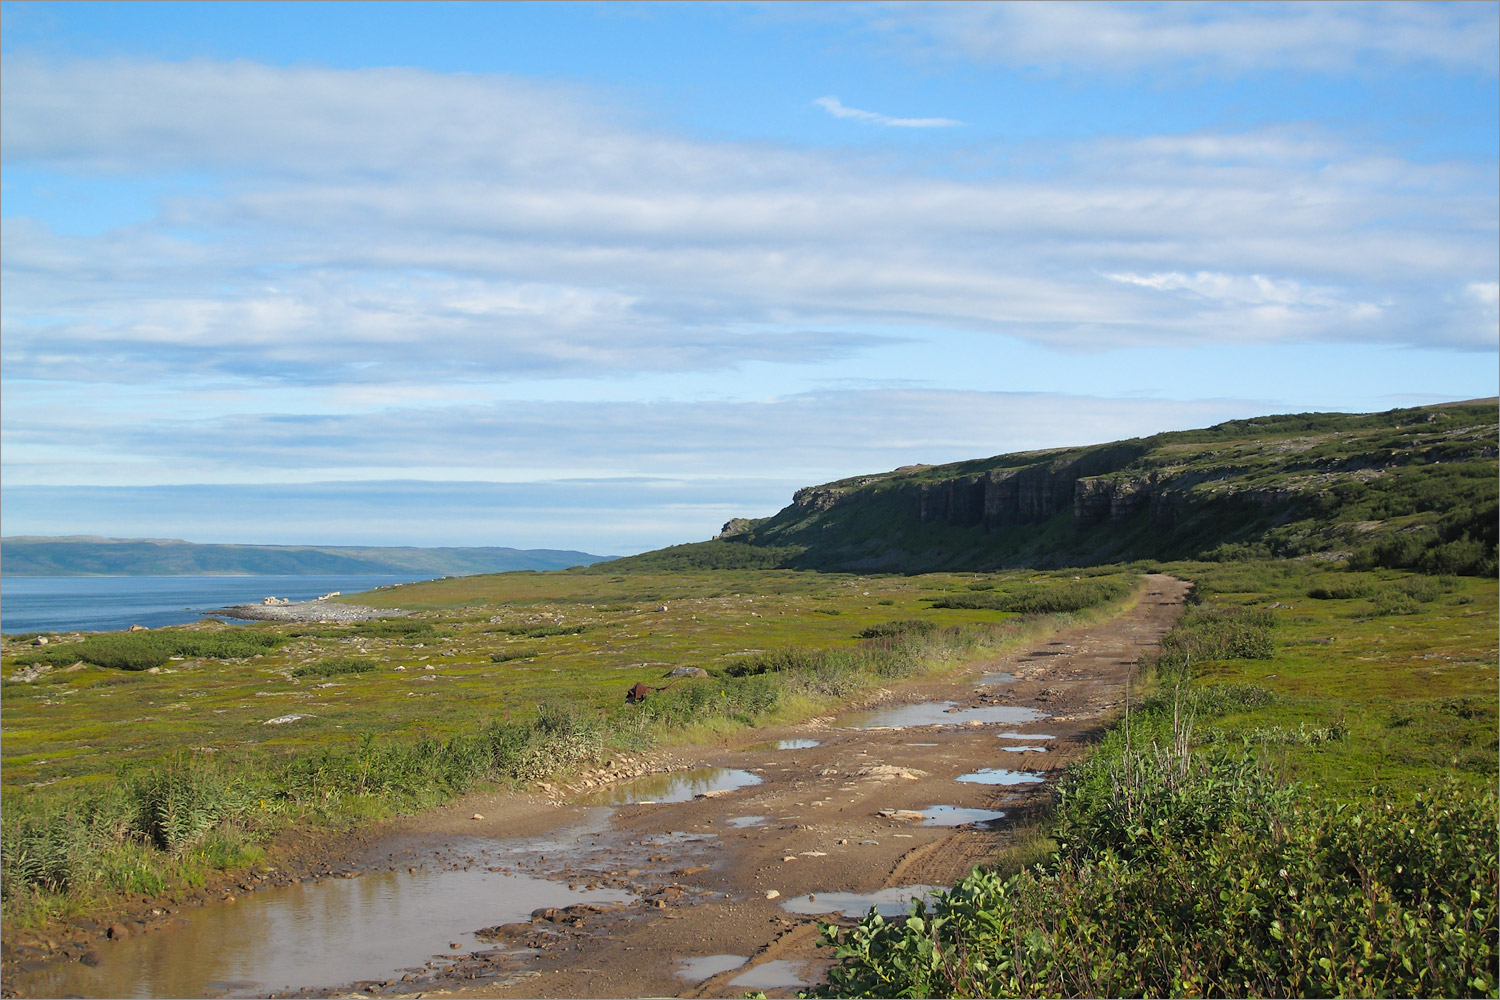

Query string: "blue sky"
[[3, 1, 1496, 555]]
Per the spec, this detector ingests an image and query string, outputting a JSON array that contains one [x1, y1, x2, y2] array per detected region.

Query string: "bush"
[[1157, 607, 1275, 675], [291, 656, 379, 678], [929, 577, 1133, 615], [811, 757, 1498, 999], [11, 630, 282, 671], [858, 619, 938, 640]]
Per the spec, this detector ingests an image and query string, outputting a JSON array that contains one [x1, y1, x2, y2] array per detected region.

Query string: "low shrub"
[[929, 577, 1133, 615], [858, 619, 938, 640], [11, 630, 283, 671], [290, 656, 379, 678]]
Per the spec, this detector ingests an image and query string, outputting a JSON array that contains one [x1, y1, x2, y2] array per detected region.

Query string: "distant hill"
[[603, 400, 1497, 576], [0, 538, 614, 577]]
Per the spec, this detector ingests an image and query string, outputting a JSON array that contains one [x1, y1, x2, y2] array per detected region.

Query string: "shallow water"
[[841, 701, 1043, 729], [12, 860, 631, 998], [579, 767, 761, 805], [957, 768, 1045, 786], [727, 814, 767, 828], [781, 885, 942, 918], [728, 959, 814, 989], [996, 731, 1055, 740], [920, 805, 1008, 826], [744, 737, 821, 752], [676, 954, 749, 981], [1000, 746, 1049, 753], [977, 671, 1018, 685]]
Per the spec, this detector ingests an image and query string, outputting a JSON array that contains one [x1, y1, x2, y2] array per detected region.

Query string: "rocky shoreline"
[[215, 600, 406, 624]]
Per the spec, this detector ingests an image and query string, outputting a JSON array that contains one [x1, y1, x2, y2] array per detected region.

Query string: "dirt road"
[[358, 574, 1189, 999]]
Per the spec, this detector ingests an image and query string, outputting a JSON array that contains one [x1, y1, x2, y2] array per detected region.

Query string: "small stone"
[[764, 889, 781, 900], [782, 856, 797, 862], [472, 813, 484, 820]]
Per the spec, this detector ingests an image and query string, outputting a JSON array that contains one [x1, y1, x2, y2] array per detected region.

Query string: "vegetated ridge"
[[0, 537, 615, 577], [610, 399, 1498, 575]]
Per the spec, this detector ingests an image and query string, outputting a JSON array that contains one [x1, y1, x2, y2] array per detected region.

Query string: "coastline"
[[215, 600, 406, 624]]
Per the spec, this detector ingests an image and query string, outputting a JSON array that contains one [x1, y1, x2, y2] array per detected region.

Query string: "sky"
[[2, 1, 1496, 556]]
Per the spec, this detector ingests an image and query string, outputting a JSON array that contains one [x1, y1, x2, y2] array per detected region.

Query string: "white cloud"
[[813, 95, 962, 128], [868, 1, 1499, 75]]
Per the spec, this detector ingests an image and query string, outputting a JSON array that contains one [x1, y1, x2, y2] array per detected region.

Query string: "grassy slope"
[[605, 400, 1497, 573]]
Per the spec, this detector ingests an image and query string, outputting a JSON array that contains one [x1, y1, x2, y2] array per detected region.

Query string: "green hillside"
[[0, 538, 613, 577], [606, 400, 1498, 575]]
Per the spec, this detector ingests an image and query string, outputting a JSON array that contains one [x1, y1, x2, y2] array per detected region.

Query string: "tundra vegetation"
[[809, 560, 1498, 999], [1, 567, 1136, 929]]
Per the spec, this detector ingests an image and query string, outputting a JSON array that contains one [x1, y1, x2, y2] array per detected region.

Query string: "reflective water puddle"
[[580, 767, 762, 805], [1000, 746, 1049, 753], [746, 737, 822, 751], [997, 731, 1055, 740], [920, 805, 1008, 826], [12, 861, 631, 999], [957, 768, 1045, 785], [727, 814, 767, 828], [781, 885, 942, 918], [840, 701, 1043, 729], [728, 958, 814, 989], [676, 953, 749, 981], [977, 671, 1017, 685]]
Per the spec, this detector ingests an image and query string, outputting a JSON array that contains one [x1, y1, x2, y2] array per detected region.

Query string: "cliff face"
[[736, 400, 1498, 572]]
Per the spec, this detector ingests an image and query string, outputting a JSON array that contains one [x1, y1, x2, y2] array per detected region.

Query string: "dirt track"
[[2, 576, 1186, 999], [364, 574, 1189, 999]]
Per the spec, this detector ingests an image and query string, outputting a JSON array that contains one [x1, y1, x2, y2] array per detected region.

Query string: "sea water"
[[0, 575, 427, 634]]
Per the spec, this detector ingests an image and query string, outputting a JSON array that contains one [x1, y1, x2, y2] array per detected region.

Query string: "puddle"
[[13, 862, 631, 999], [841, 701, 1043, 729], [676, 953, 749, 982], [580, 767, 761, 805], [921, 805, 1008, 826], [997, 731, 1055, 740], [781, 885, 942, 918], [1001, 746, 1049, 753], [977, 671, 1017, 685], [906, 742, 940, 747], [728, 959, 814, 990], [747, 737, 822, 751], [727, 815, 767, 829], [957, 768, 1045, 786]]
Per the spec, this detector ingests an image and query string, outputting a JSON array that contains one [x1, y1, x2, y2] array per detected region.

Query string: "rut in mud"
[[7, 576, 1187, 1000]]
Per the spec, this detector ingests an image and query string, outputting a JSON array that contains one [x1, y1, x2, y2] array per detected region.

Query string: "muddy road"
[[7, 576, 1186, 999]]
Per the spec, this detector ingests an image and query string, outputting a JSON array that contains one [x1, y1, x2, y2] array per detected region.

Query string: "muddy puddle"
[[676, 954, 749, 981], [579, 767, 761, 805], [957, 767, 1045, 786], [781, 885, 942, 918], [727, 814, 767, 828], [840, 701, 1043, 729], [745, 738, 821, 752], [920, 804, 1008, 826], [728, 959, 815, 990], [977, 671, 1017, 685], [12, 853, 631, 999], [997, 731, 1055, 740]]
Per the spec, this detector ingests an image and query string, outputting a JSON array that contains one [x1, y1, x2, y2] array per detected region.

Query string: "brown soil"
[[3, 575, 1187, 999]]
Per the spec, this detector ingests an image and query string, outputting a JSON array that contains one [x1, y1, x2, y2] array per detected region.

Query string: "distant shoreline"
[[215, 600, 406, 624]]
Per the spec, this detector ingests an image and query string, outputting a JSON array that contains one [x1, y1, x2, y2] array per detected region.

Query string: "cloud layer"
[[3, 57, 1495, 396]]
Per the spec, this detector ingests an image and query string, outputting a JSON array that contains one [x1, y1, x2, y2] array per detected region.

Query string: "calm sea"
[[0, 575, 432, 634]]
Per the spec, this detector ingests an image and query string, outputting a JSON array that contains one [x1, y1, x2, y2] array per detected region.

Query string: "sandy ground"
[[2, 576, 1186, 1000]]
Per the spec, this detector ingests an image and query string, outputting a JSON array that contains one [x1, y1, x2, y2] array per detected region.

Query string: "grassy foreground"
[[1, 566, 1135, 930], [809, 560, 1498, 998]]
